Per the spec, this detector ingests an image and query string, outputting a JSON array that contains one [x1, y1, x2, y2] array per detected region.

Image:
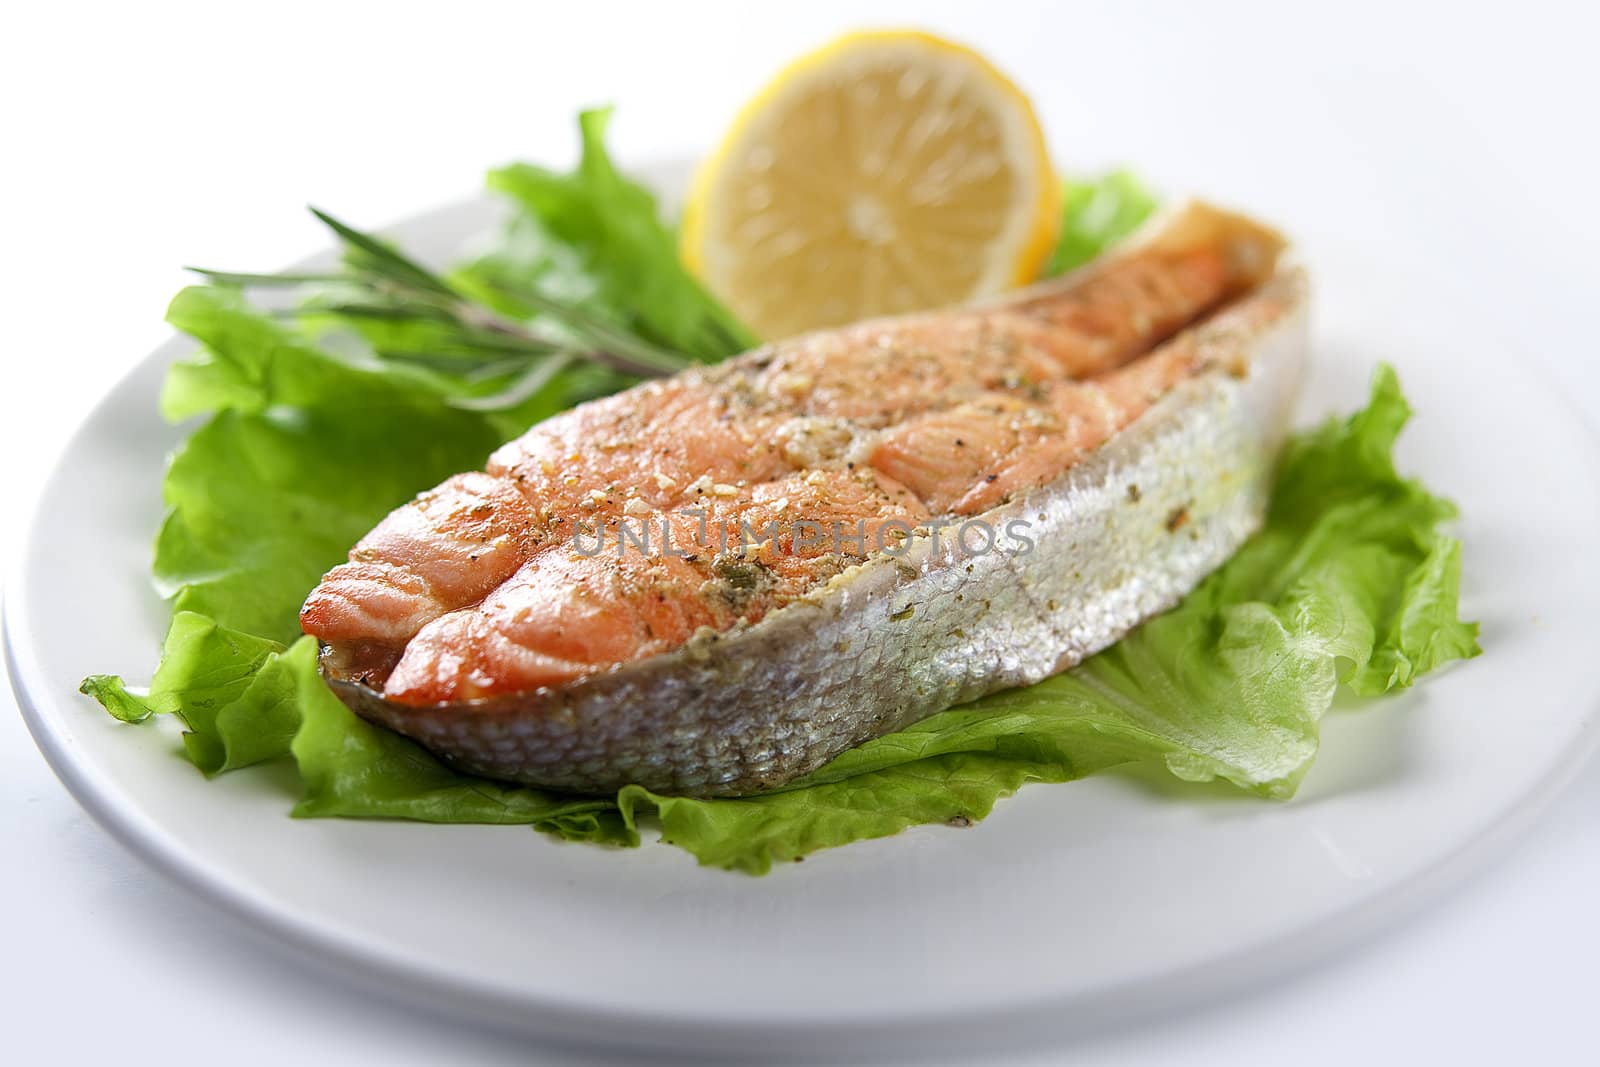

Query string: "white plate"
[[8, 172, 1600, 1057]]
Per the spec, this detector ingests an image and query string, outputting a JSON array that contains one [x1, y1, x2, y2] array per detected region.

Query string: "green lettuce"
[[152, 286, 513, 645], [464, 107, 754, 360], [81, 123, 1476, 874], [85, 343, 1477, 874], [1045, 170, 1160, 276]]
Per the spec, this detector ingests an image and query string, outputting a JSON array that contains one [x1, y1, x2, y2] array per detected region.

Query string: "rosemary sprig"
[[307, 207, 457, 298], [187, 207, 696, 400]]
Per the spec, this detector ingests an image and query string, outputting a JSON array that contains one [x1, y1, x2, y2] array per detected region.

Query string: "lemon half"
[[682, 30, 1059, 341]]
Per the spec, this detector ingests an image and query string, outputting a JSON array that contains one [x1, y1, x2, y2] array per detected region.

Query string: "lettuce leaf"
[[1045, 170, 1160, 276], [85, 345, 1477, 874], [470, 107, 754, 359], [154, 286, 514, 644], [80, 129, 1475, 874]]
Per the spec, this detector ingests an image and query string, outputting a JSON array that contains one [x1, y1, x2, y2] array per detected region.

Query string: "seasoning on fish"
[[303, 200, 1308, 796]]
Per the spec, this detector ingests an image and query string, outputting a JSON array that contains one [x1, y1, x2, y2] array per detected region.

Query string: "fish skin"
[[321, 255, 1309, 797]]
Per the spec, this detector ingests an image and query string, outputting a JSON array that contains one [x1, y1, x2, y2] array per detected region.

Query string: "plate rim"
[[14, 579, 1600, 1052], [9, 188, 1600, 1054]]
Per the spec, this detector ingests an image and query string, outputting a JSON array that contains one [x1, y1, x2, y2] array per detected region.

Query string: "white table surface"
[[4, 2, 1596, 1062]]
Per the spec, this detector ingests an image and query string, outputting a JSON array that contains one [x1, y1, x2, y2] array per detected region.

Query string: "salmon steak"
[[301, 201, 1309, 796]]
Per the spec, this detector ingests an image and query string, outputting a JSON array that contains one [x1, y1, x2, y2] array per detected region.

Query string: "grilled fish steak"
[[303, 201, 1309, 796]]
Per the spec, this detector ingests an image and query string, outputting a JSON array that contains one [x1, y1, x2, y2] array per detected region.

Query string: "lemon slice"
[[681, 29, 1059, 341]]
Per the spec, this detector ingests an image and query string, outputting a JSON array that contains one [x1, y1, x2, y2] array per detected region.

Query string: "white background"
[[3, 1, 1596, 1063]]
